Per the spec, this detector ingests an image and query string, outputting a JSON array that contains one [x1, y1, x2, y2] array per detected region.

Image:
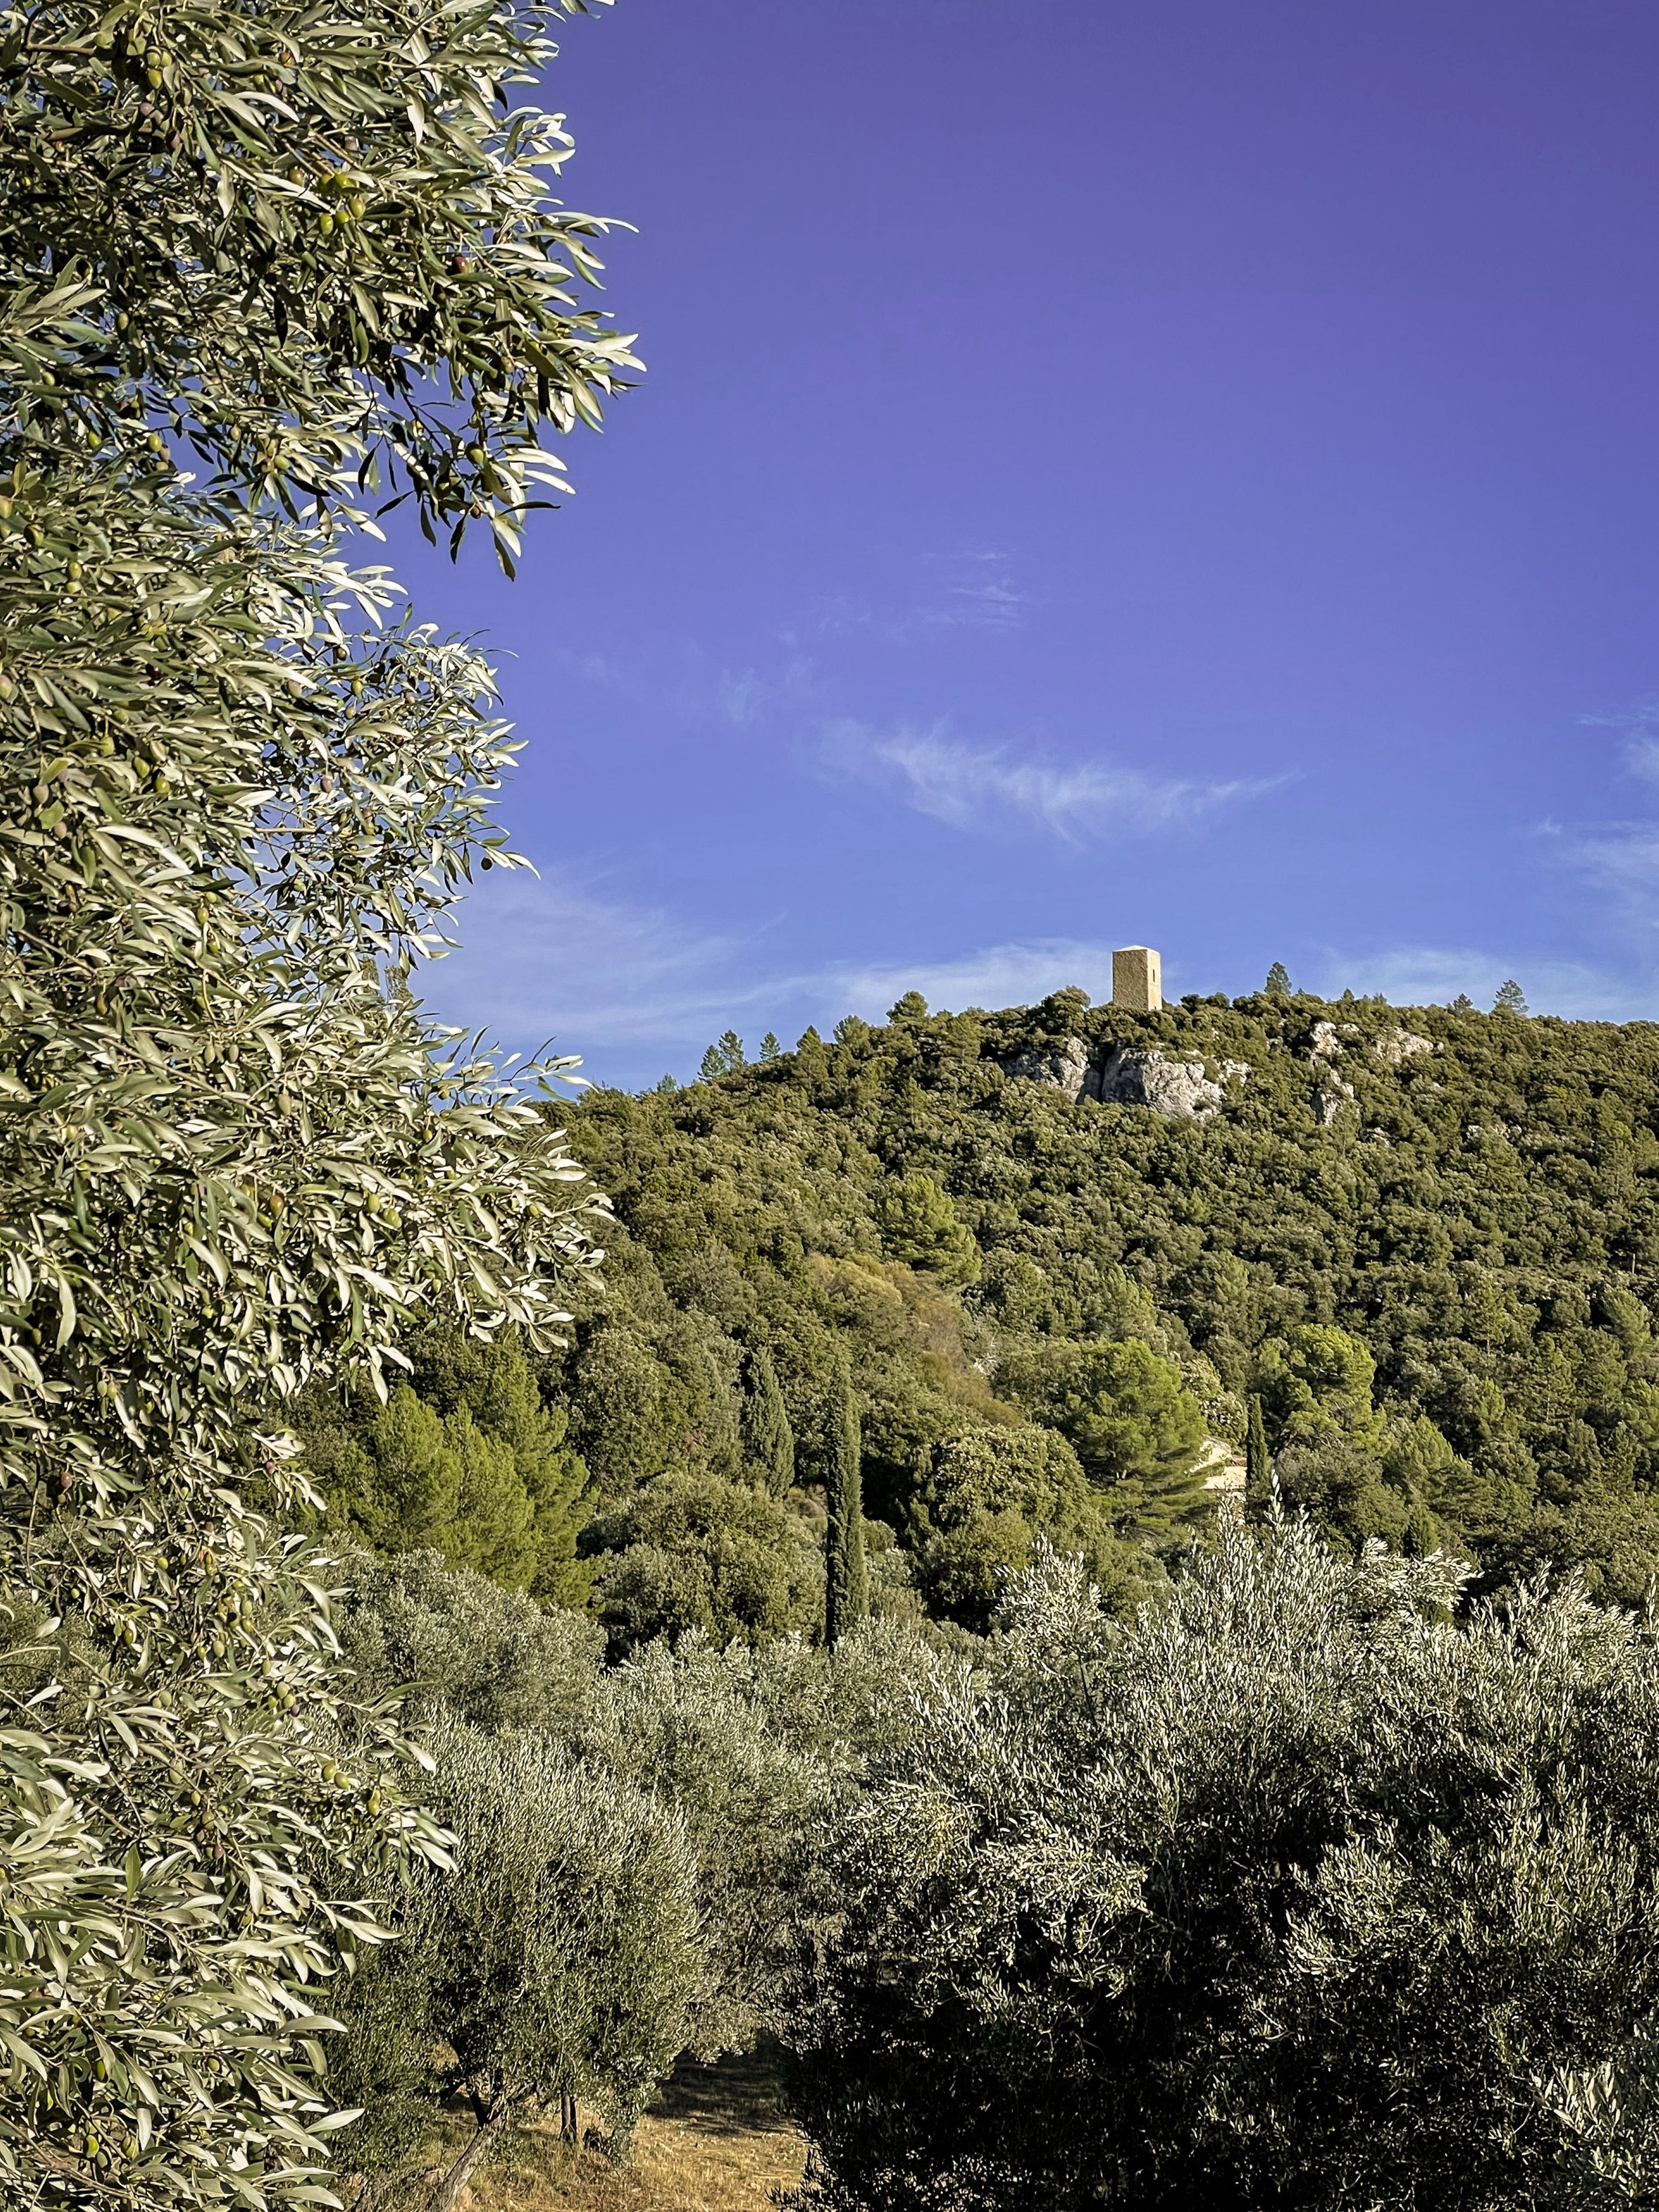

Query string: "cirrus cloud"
[[825, 718, 1287, 841]]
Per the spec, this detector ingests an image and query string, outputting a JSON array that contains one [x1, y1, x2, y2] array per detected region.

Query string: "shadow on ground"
[[648, 2035, 793, 2140]]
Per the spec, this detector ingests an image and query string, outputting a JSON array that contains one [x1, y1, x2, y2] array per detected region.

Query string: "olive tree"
[[332, 1723, 702, 2212], [784, 1518, 1659, 2211], [0, 2, 635, 2204]]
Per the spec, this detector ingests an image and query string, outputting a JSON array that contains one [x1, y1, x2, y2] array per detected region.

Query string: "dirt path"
[[459, 2044, 808, 2212]]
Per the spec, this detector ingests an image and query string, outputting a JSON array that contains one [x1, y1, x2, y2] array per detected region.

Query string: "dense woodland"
[[305, 983, 1659, 1640], [286, 985, 1659, 2205]]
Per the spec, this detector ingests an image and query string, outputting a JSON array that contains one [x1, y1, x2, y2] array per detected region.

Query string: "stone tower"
[[1112, 945, 1162, 1012]]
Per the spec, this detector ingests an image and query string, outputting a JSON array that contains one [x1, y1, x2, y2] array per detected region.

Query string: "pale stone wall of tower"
[[1112, 945, 1162, 1012]]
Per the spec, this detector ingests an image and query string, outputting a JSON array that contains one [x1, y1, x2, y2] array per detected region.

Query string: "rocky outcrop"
[[1097, 1045, 1247, 1121], [1312, 1071, 1354, 1125], [998, 1037, 1248, 1120], [1000, 1037, 1093, 1102], [1374, 1026, 1435, 1065]]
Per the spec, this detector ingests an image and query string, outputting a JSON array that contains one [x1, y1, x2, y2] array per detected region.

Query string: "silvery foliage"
[[323, 1561, 957, 2204], [575, 1618, 957, 2058], [334, 1721, 702, 2209], [0, 1, 629, 2203], [785, 1516, 1659, 2211], [1543, 2031, 1659, 2206]]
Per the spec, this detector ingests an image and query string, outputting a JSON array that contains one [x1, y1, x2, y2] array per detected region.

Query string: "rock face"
[[999, 1036, 1249, 1120], [1097, 1045, 1246, 1121], [1311, 1068, 1355, 1124], [1310, 1019, 1357, 1059], [1303, 1017, 1432, 1121], [1000, 1037, 1093, 1102]]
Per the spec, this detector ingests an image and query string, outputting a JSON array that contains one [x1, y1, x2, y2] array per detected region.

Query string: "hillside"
[[305, 985, 1659, 1627]]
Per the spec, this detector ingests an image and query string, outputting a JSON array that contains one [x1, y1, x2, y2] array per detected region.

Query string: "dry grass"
[[438, 2045, 808, 2212]]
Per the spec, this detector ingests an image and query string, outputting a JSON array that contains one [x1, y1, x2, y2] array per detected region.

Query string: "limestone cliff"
[[1000, 1037, 1249, 1121]]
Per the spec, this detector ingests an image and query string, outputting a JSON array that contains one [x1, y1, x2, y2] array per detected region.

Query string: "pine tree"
[[699, 1031, 746, 1078], [759, 1032, 782, 1062], [795, 1027, 830, 1084], [1494, 979, 1529, 1015], [1450, 994, 1475, 1014], [823, 1361, 868, 1646], [1246, 1392, 1271, 1518], [1265, 962, 1292, 998], [743, 1347, 796, 1495]]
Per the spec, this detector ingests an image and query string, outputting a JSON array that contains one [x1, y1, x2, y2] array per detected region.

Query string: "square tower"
[[1112, 945, 1162, 1012]]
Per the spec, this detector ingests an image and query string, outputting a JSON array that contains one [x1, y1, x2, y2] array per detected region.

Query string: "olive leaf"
[[0, 3, 629, 2205]]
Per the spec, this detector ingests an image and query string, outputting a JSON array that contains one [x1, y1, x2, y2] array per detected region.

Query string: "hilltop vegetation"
[[307, 983, 1659, 1630]]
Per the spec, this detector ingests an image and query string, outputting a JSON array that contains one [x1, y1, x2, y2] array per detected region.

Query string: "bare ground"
[[441, 2044, 808, 2212]]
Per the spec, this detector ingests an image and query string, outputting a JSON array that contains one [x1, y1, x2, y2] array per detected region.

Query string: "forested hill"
[[306, 985, 1659, 1636]]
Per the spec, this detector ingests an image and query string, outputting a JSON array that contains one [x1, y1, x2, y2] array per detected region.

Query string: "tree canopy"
[[0, 0, 632, 2202], [387, 985, 1659, 1641]]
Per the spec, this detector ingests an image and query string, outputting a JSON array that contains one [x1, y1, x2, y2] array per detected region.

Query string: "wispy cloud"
[[826, 719, 1283, 841], [715, 656, 820, 731], [416, 871, 1163, 1085], [1554, 713, 1659, 925], [815, 548, 1032, 642], [1567, 823, 1659, 905], [412, 870, 758, 1071], [817, 938, 1124, 1021], [1308, 944, 1649, 1020]]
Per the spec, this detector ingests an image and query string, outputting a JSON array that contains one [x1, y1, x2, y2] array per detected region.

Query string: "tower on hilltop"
[[1112, 945, 1162, 1012]]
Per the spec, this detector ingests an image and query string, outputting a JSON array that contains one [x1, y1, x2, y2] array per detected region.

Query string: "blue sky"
[[396, 0, 1659, 1089]]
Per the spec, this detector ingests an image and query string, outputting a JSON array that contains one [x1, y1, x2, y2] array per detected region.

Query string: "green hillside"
[[305, 985, 1659, 1629]]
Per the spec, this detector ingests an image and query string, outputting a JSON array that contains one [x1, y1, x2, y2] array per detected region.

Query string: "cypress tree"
[[823, 1361, 868, 1646], [1246, 1392, 1271, 1518], [744, 1346, 796, 1496]]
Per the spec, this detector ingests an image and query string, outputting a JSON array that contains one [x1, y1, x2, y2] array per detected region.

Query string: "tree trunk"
[[426, 2101, 514, 2212], [559, 2090, 581, 2147]]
